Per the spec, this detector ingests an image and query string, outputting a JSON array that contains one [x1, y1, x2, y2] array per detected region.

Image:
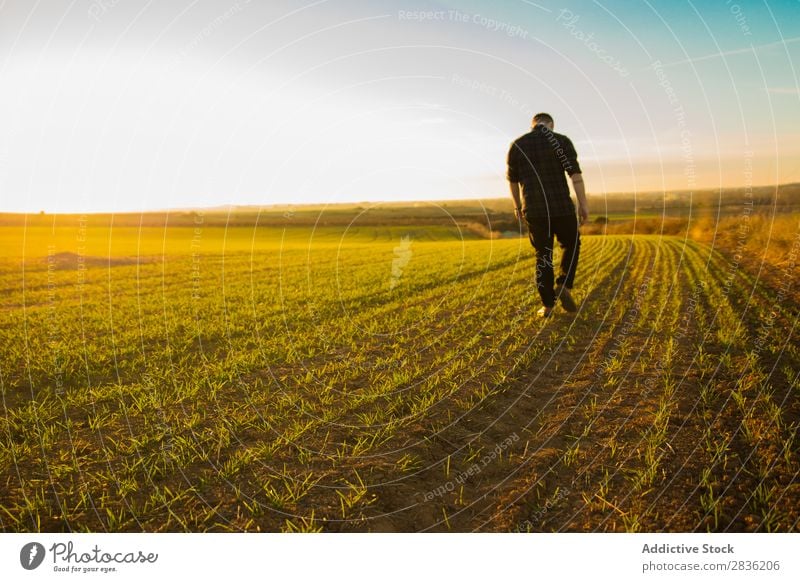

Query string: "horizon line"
[[1, 181, 796, 216]]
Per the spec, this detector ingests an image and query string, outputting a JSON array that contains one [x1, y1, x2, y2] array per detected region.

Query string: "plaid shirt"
[[506, 125, 582, 217]]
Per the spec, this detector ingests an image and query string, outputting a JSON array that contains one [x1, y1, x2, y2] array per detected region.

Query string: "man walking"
[[507, 113, 589, 318]]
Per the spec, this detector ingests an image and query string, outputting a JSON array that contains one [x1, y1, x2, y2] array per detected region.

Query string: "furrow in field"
[[337, 237, 643, 531], [459, 237, 692, 531]]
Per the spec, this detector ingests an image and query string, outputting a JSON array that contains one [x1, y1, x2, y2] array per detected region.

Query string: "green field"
[[1, 219, 798, 532]]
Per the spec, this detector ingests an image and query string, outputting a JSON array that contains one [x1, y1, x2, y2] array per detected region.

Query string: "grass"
[[0, 211, 798, 532]]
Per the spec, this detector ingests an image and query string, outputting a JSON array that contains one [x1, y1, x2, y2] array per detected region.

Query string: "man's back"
[[506, 125, 581, 217]]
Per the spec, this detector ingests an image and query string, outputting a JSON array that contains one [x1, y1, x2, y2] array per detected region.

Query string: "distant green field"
[[0, 221, 798, 532], [0, 223, 476, 260]]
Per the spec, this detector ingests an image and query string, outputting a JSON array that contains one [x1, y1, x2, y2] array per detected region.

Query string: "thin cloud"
[[657, 36, 800, 68]]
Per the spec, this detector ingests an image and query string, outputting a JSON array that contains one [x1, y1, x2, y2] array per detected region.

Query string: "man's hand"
[[578, 204, 589, 226], [514, 207, 523, 222]]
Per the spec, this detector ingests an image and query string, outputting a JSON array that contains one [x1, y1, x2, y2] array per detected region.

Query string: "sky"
[[0, 0, 798, 213]]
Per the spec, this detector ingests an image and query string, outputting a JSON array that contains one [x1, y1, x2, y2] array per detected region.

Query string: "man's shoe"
[[537, 306, 554, 318], [555, 285, 578, 312]]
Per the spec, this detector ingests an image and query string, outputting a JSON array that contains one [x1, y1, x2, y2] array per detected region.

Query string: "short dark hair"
[[532, 112, 554, 125]]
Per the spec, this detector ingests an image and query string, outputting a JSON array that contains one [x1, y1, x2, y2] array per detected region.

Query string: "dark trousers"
[[525, 214, 581, 307]]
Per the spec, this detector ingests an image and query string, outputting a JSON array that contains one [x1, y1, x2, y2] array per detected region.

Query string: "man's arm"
[[561, 137, 588, 225], [506, 141, 523, 220], [506, 142, 522, 220], [571, 173, 589, 225], [509, 181, 522, 221]]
